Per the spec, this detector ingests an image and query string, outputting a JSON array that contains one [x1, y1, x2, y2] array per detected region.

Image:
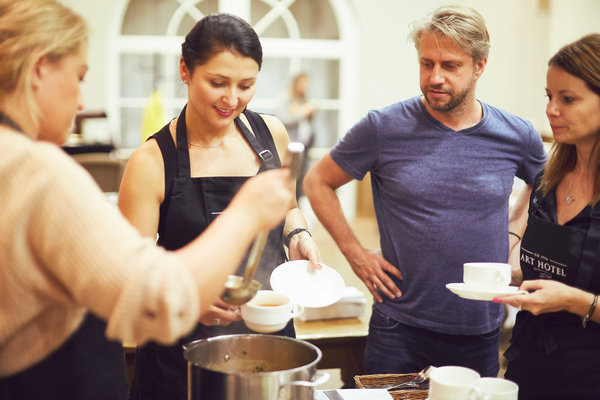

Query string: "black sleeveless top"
[[504, 173, 600, 398], [129, 107, 293, 400]]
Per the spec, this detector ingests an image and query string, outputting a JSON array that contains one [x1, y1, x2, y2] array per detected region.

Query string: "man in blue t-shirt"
[[303, 5, 546, 377]]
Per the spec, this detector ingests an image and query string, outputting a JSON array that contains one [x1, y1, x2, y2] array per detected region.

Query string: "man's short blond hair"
[[409, 5, 490, 62]]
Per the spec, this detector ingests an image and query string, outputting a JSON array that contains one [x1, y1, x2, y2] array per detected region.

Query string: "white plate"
[[446, 282, 526, 301], [270, 260, 345, 308]]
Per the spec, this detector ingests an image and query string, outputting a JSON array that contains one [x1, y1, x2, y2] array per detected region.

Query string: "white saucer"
[[446, 282, 526, 301], [270, 260, 345, 308]]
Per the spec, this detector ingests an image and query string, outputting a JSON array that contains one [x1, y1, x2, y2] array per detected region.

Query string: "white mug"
[[463, 262, 511, 290], [429, 366, 481, 400], [241, 290, 304, 333], [475, 377, 518, 400]]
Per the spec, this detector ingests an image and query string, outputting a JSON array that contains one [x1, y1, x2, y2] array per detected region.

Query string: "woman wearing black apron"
[[497, 34, 600, 399], [118, 14, 321, 400]]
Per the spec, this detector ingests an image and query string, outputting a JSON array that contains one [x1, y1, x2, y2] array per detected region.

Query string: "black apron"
[[0, 313, 128, 400], [504, 179, 600, 399], [129, 106, 293, 400]]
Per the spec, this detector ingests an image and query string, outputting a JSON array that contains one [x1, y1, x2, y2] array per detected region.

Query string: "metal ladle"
[[221, 142, 305, 306]]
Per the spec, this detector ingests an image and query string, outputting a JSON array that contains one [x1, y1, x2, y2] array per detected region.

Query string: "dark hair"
[[548, 33, 600, 97], [541, 33, 600, 204], [181, 13, 262, 72]]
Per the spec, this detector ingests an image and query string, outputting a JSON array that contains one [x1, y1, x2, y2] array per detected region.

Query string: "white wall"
[[549, 0, 600, 51], [59, 0, 117, 113], [349, 0, 599, 137], [62, 0, 600, 137]]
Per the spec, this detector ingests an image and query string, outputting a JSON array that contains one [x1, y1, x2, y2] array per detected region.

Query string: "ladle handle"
[[285, 142, 304, 180], [240, 142, 305, 287], [241, 230, 269, 286]]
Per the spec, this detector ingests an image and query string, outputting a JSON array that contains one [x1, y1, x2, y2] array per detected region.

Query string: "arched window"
[[110, 0, 358, 157]]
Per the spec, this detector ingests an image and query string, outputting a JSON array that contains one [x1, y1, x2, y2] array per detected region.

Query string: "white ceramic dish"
[[240, 290, 304, 333], [270, 260, 345, 308], [243, 320, 288, 333], [446, 282, 526, 301]]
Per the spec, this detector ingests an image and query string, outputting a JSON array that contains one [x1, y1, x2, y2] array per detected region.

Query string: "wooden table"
[[294, 317, 368, 388]]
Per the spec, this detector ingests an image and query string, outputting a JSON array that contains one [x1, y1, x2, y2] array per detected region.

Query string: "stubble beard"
[[422, 78, 475, 113]]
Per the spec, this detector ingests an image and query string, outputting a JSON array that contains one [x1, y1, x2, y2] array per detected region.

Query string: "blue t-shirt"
[[330, 96, 547, 335]]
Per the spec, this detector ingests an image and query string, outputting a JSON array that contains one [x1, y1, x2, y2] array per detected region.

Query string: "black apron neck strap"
[[591, 204, 600, 219], [529, 173, 547, 216], [0, 110, 23, 133], [576, 202, 600, 290], [235, 111, 279, 170], [175, 105, 279, 176], [175, 105, 191, 177]]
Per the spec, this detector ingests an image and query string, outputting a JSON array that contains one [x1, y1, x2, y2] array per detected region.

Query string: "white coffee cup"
[[241, 290, 304, 333], [428, 366, 481, 400], [476, 377, 518, 400], [463, 262, 511, 290]]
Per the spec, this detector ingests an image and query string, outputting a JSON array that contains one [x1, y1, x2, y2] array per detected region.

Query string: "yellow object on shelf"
[[141, 88, 165, 142]]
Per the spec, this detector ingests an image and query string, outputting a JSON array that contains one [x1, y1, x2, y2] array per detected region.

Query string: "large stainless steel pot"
[[183, 334, 329, 400]]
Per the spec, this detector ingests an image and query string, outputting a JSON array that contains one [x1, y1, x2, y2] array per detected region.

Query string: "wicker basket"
[[354, 373, 429, 400]]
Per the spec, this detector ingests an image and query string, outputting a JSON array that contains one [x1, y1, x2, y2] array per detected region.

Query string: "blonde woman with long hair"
[[0, 1, 292, 398]]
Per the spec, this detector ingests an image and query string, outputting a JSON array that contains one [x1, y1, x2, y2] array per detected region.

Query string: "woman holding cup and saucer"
[[494, 34, 600, 399]]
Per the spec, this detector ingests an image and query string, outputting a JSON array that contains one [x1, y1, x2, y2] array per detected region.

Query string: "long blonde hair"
[[0, 0, 87, 132], [540, 34, 600, 204]]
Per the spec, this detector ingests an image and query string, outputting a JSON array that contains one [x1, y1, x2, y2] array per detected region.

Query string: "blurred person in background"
[[0, 2, 293, 399], [118, 13, 321, 400], [277, 72, 317, 198], [303, 5, 546, 377], [498, 33, 600, 400]]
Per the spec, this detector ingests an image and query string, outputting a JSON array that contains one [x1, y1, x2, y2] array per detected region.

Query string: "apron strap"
[[528, 173, 552, 220], [149, 124, 179, 189], [148, 125, 178, 235], [175, 105, 191, 177], [175, 105, 280, 176], [575, 204, 600, 290], [236, 110, 281, 170], [0, 110, 24, 132]]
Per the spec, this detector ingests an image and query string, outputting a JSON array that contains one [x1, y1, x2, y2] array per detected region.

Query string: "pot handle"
[[281, 371, 330, 389]]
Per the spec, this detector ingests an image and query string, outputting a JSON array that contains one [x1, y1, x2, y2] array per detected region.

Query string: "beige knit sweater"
[[0, 130, 200, 377]]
